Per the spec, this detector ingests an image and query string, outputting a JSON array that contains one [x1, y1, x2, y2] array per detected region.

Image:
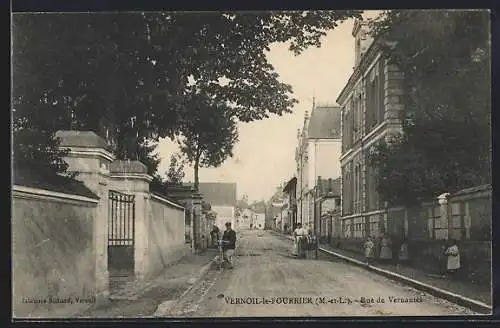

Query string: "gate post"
[[109, 160, 153, 280], [56, 130, 114, 303]]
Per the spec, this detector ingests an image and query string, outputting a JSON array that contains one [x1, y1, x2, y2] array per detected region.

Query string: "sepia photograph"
[[11, 9, 492, 319]]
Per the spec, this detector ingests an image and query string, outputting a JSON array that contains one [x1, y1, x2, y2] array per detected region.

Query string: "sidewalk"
[[270, 231, 490, 312], [319, 243, 492, 310], [76, 249, 218, 318]]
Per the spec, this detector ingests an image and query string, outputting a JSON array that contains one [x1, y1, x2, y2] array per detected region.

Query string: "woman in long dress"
[[293, 223, 306, 258], [379, 234, 393, 263]]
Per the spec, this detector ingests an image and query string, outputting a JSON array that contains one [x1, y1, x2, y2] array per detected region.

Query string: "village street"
[[159, 230, 477, 317]]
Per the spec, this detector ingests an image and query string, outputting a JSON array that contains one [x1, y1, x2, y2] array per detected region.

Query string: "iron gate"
[[108, 190, 135, 276]]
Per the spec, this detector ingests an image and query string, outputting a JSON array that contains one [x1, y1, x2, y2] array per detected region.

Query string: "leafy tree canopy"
[[177, 93, 239, 189], [367, 10, 491, 206], [12, 11, 361, 175], [166, 153, 185, 185]]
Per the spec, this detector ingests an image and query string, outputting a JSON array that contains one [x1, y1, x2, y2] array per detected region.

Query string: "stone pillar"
[[438, 193, 451, 240], [191, 192, 203, 252], [56, 130, 115, 303], [109, 160, 153, 280], [464, 202, 472, 240]]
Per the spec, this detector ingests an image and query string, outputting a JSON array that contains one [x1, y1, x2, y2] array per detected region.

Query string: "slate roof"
[[283, 177, 297, 192], [307, 106, 342, 139], [198, 182, 237, 207], [13, 167, 99, 199], [317, 177, 341, 197]]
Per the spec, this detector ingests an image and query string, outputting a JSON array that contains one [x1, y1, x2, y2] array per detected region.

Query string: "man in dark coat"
[[222, 222, 236, 268]]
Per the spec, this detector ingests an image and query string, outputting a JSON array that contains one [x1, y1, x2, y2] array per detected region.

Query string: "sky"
[[156, 11, 380, 203]]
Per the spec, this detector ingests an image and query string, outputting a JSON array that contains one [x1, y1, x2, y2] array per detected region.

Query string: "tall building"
[[295, 104, 342, 232], [336, 18, 405, 239]]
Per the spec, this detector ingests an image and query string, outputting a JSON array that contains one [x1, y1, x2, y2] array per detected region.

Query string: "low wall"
[[147, 195, 190, 278], [12, 186, 98, 318]]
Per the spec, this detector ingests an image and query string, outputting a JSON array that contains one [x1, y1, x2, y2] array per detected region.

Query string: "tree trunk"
[[194, 154, 200, 191], [193, 153, 201, 251]]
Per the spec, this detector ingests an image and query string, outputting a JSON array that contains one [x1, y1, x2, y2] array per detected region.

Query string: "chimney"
[[328, 178, 333, 193], [352, 18, 373, 67], [297, 129, 301, 140], [317, 176, 322, 193]]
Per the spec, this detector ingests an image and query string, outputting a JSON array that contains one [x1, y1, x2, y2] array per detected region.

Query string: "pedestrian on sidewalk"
[[444, 239, 461, 277], [222, 222, 236, 269], [379, 234, 393, 263], [397, 238, 409, 269], [364, 236, 375, 266]]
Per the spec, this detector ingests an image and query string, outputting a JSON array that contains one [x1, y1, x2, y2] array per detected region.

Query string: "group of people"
[[363, 234, 407, 266], [210, 222, 237, 269], [363, 235, 461, 275], [291, 223, 317, 259]]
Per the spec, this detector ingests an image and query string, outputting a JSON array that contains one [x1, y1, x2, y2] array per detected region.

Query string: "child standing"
[[397, 239, 409, 269], [444, 239, 461, 276], [364, 236, 375, 265]]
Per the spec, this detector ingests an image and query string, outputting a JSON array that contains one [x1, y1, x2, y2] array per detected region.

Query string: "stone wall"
[[147, 195, 190, 278], [329, 185, 492, 285], [12, 187, 98, 318]]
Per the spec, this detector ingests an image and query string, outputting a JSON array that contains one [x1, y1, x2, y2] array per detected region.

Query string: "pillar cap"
[[110, 160, 148, 174], [56, 130, 108, 149]]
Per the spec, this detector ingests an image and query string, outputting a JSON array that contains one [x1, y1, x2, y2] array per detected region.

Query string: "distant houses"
[[197, 182, 237, 231]]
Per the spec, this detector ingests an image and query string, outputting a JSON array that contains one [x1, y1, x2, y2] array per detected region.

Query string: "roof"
[[13, 167, 99, 199], [250, 201, 267, 214], [307, 106, 341, 139], [198, 182, 237, 207], [56, 130, 108, 149], [317, 177, 341, 197], [283, 177, 297, 192]]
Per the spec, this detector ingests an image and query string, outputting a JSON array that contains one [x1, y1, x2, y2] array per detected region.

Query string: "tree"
[[177, 95, 239, 190], [166, 153, 185, 185], [12, 11, 362, 175], [367, 10, 491, 206]]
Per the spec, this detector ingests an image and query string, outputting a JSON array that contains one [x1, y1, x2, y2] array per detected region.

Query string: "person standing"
[[210, 224, 220, 248], [293, 223, 307, 258], [397, 238, 409, 269], [364, 236, 375, 265], [379, 234, 393, 263], [444, 239, 461, 276], [222, 222, 236, 269]]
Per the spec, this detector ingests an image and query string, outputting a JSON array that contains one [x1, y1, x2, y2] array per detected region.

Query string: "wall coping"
[[12, 185, 100, 205], [110, 173, 154, 183], [64, 146, 115, 162], [151, 193, 185, 211]]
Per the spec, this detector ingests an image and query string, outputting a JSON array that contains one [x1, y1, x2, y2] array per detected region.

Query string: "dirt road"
[[162, 230, 478, 317]]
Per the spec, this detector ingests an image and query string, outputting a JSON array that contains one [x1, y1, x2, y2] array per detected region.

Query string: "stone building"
[[295, 105, 342, 232], [336, 18, 405, 239]]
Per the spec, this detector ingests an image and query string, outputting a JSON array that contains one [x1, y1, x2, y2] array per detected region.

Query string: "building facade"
[[295, 105, 342, 232], [337, 19, 405, 240], [314, 177, 341, 237], [283, 177, 297, 230]]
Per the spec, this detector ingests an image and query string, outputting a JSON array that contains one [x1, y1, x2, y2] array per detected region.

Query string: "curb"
[[153, 253, 218, 317], [318, 247, 491, 314]]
